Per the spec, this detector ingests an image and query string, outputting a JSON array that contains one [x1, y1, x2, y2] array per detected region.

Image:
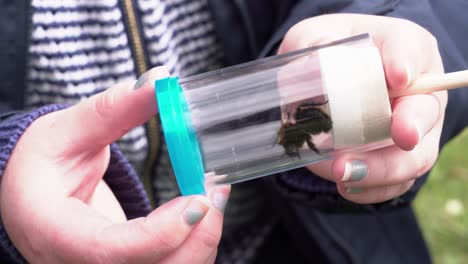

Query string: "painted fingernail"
[[134, 72, 149, 89], [210, 187, 229, 213], [346, 187, 364, 194], [183, 198, 209, 226], [342, 160, 368, 182]]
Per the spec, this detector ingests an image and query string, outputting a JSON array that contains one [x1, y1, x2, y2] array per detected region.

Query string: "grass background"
[[414, 128, 468, 264]]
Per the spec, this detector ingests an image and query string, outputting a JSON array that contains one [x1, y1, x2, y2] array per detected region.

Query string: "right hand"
[[278, 14, 446, 204], [1, 66, 230, 263]]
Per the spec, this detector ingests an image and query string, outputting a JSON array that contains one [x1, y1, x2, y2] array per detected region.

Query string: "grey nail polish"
[[134, 72, 148, 89], [212, 192, 228, 213], [350, 160, 368, 181], [342, 160, 368, 182], [184, 209, 204, 226], [346, 187, 364, 194]]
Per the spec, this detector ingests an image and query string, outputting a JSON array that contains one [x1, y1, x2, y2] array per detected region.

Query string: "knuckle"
[[413, 138, 440, 177], [414, 24, 440, 56], [418, 151, 439, 177], [376, 182, 413, 204], [403, 180, 416, 194], [381, 153, 401, 184], [397, 18, 438, 47], [151, 226, 185, 252], [438, 90, 448, 104], [397, 17, 418, 28], [426, 33, 439, 49], [381, 151, 416, 185], [93, 88, 132, 136], [91, 237, 116, 264], [94, 88, 118, 121], [376, 186, 391, 203], [373, 183, 407, 204], [392, 17, 421, 33], [92, 229, 126, 264]]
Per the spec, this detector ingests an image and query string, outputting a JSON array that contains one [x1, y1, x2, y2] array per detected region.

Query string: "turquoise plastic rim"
[[155, 77, 205, 195]]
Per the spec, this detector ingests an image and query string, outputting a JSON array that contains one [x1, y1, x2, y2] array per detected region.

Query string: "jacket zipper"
[[122, 0, 159, 207]]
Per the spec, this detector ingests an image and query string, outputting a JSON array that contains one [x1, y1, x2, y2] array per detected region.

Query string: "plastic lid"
[[155, 77, 205, 196]]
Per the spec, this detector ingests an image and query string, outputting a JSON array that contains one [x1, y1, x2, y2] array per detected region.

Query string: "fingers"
[[281, 14, 447, 204], [4, 178, 228, 263], [375, 19, 441, 91], [58, 66, 170, 154], [391, 94, 442, 150], [160, 207, 222, 263], [375, 22, 446, 150], [336, 180, 415, 204], [280, 14, 446, 151], [160, 186, 230, 263], [310, 95, 444, 203], [96, 195, 212, 264], [329, 118, 443, 205], [98, 186, 229, 264], [333, 144, 434, 189]]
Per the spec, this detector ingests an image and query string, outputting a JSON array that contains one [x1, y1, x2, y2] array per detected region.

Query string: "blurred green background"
[[414, 128, 468, 264]]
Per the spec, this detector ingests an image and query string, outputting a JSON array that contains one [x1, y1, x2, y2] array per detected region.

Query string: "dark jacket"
[[1, 0, 468, 263]]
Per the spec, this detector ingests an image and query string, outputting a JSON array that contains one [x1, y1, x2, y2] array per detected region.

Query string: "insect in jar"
[[277, 100, 332, 158]]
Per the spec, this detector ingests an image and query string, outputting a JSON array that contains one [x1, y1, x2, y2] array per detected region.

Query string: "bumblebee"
[[277, 101, 332, 158]]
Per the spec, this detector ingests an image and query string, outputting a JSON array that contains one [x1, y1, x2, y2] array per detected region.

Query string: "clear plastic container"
[[155, 33, 393, 195]]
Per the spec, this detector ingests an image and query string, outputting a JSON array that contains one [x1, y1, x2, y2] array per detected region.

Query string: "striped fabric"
[[137, 0, 224, 204], [26, 0, 147, 174], [138, 0, 224, 77], [25, 1, 271, 263], [26, 0, 223, 184]]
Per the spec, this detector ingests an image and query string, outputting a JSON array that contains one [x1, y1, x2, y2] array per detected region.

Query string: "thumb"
[[11, 195, 214, 263], [94, 195, 212, 264], [56, 66, 170, 154]]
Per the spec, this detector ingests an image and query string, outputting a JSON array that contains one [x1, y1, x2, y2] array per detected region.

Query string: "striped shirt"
[[26, 0, 223, 203], [26, 1, 274, 263]]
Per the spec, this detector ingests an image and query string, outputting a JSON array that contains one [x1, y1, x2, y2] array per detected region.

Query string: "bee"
[[277, 101, 332, 158]]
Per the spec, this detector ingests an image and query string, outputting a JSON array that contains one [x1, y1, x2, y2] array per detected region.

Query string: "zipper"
[[121, 0, 159, 207]]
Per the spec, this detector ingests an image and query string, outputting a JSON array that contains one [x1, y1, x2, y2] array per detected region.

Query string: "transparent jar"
[[155, 33, 393, 195]]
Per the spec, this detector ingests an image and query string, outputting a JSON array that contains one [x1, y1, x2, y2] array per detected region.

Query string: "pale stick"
[[389, 70, 468, 98]]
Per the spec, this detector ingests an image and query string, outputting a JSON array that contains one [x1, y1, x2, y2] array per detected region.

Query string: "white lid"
[[318, 45, 392, 148]]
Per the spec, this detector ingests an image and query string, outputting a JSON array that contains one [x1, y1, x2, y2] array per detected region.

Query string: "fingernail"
[[134, 72, 149, 89], [210, 187, 229, 213], [416, 125, 423, 143], [341, 160, 368, 182], [405, 63, 414, 85], [346, 187, 364, 194], [183, 198, 209, 226]]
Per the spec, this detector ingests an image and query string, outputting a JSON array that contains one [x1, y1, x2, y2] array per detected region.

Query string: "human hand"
[[278, 14, 447, 204], [1, 66, 229, 263]]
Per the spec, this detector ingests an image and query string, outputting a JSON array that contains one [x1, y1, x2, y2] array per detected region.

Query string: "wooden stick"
[[388, 69, 468, 98]]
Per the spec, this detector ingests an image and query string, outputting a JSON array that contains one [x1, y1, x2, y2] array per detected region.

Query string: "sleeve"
[[258, 0, 468, 210], [0, 105, 152, 263]]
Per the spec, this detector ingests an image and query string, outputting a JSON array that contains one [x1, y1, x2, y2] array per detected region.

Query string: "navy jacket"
[[1, 0, 468, 263]]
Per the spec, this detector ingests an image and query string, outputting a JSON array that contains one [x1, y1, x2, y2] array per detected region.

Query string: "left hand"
[[1, 66, 229, 263], [278, 14, 447, 204]]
